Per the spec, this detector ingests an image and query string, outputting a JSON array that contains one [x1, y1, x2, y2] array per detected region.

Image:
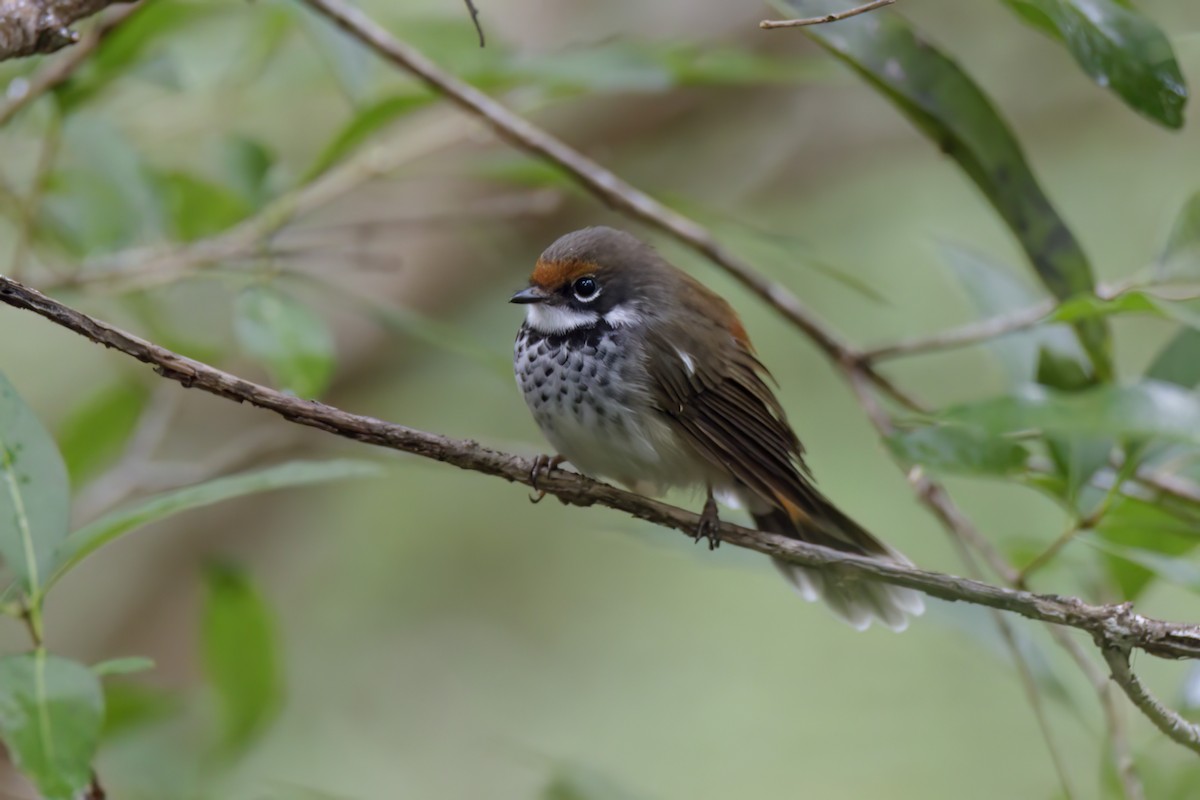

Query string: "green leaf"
[[304, 92, 436, 181], [234, 286, 336, 398], [56, 382, 149, 484], [774, 0, 1111, 380], [0, 652, 104, 800], [101, 682, 179, 740], [1158, 191, 1200, 279], [154, 171, 253, 242], [1086, 534, 1200, 598], [887, 424, 1031, 475], [1004, 0, 1187, 129], [55, 1, 221, 110], [54, 459, 382, 583], [92, 656, 155, 677], [942, 380, 1200, 444], [1047, 291, 1159, 323], [0, 373, 70, 597], [939, 242, 1086, 386], [1147, 329, 1200, 387], [222, 136, 276, 209], [540, 764, 647, 800], [202, 563, 281, 753]]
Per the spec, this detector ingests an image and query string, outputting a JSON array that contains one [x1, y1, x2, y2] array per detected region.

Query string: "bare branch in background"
[[760, 0, 895, 30], [861, 300, 1056, 363], [0, 2, 141, 124], [3, 276, 1200, 677], [462, 0, 484, 47], [0, 0, 134, 62]]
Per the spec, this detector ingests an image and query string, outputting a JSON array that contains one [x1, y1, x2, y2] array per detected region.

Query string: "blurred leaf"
[[0, 652, 104, 800], [1086, 534, 1200, 597], [940, 242, 1086, 386], [541, 764, 647, 800], [154, 171, 252, 242], [776, 0, 1111, 379], [298, 5, 373, 103], [1147, 329, 1200, 387], [222, 136, 276, 209], [0, 372, 69, 596], [887, 424, 1031, 475], [235, 286, 335, 398], [477, 155, 579, 191], [1089, 495, 1199, 598], [55, 459, 382, 583], [304, 92, 436, 181], [42, 115, 163, 254], [202, 562, 281, 753], [92, 656, 155, 677], [56, 1, 221, 110], [1004, 0, 1187, 128], [1158, 191, 1200, 279], [942, 380, 1200, 445], [56, 381, 149, 485], [1044, 435, 1112, 511], [101, 682, 179, 740], [1047, 291, 1158, 323]]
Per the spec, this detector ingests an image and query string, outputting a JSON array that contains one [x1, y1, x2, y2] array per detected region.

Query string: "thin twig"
[[298, 0, 923, 411], [1102, 644, 1200, 755], [462, 0, 484, 47], [760, 0, 895, 30], [2, 277, 1200, 666], [0, 2, 143, 125], [860, 299, 1055, 363]]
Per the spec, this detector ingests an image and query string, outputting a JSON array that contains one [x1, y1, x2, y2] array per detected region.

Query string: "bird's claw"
[[528, 454, 565, 503], [694, 492, 722, 550]]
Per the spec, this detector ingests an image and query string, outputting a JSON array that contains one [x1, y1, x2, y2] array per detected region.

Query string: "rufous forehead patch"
[[529, 258, 600, 289]]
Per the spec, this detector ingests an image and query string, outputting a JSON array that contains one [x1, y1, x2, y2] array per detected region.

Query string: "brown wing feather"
[[643, 275, 889, 557]]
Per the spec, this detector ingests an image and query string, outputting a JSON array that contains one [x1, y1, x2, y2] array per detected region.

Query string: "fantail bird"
[[511, 227, 923, 631]]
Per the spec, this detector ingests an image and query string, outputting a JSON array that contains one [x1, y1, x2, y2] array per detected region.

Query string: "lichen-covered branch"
[[2, 274, 1200, 665]]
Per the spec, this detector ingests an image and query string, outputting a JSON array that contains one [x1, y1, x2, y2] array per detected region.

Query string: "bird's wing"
[[643, 317, 821, 522]]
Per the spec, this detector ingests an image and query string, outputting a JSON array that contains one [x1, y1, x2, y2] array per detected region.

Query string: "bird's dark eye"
[[572, 276, 600, 301]]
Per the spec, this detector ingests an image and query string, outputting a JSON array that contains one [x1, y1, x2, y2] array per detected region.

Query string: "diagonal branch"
[[2, 275, 1200, 666], [297, 0, 923, 411]]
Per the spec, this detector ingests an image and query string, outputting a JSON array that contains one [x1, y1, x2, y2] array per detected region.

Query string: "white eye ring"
[[572, 276, 601, 302]]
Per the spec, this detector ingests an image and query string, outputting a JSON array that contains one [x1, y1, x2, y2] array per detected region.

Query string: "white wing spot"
[[676, 349, 696, 375]]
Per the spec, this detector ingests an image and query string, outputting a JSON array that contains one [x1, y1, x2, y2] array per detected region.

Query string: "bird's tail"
[[752, 498, 924, 632]]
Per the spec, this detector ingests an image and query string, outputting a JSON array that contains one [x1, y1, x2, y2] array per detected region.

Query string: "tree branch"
[[1102, 645, 1200, 755], [860, 300, 1055, 363], [760, 0, 895, 30], [297, 0, 923, 411], [0, 0, 133, 62], [2, 275, 1199, 666]]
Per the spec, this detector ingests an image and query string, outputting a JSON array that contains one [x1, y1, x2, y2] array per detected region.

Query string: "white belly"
[[514, 324, 711, 494]]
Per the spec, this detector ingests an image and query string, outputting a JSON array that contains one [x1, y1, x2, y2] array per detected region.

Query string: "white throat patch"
[[525, 304, 600, 334]]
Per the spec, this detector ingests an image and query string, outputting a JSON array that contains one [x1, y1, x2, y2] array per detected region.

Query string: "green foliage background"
[[0, 0, 1199, 797]]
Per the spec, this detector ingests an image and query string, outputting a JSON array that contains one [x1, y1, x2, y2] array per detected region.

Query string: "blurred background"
[[1, 0, 1200, 797]]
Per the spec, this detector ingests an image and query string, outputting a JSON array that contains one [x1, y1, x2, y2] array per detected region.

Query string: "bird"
[[511, 226, 923, 631]]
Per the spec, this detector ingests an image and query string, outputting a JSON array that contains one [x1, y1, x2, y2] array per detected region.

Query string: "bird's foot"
[[694, 490, 722, 550], [528, 454, 566, 503]]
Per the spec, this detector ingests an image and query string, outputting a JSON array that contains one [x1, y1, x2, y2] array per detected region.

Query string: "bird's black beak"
[[510, 286, 548, 304]]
